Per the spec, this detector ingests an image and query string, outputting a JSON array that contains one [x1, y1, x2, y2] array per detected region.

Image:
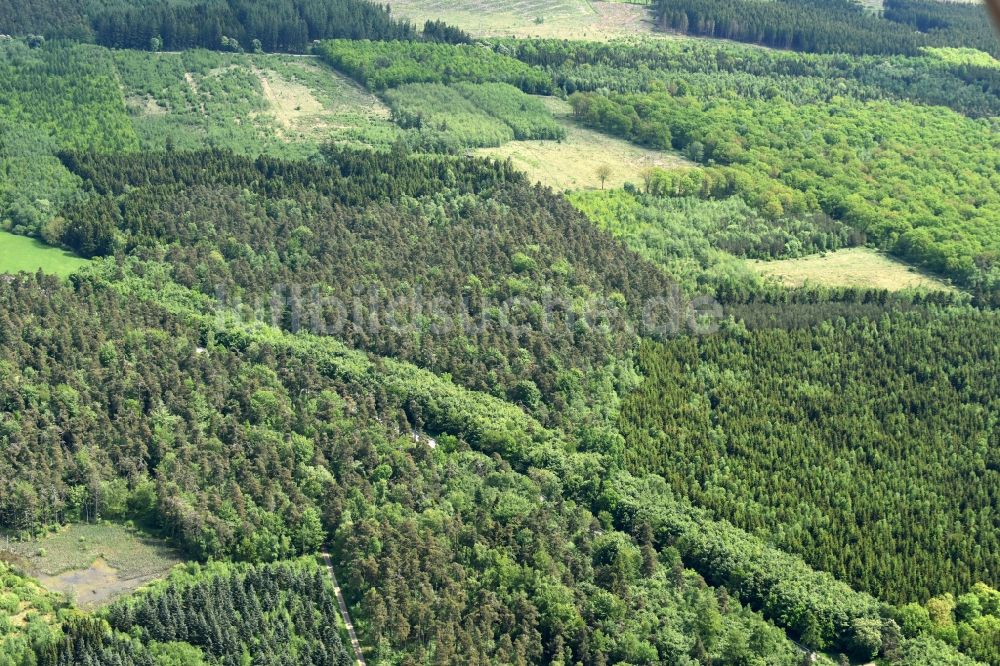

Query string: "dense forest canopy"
[[52, 147, 675, 432], [40, 559, 354, 665], [654, 0, 998, 58], [0, 41, 138, 239], [0, 0, 997, 664], [0, 263, 980, 664], [0, 0, 418, 52], [620, 310, 999, 604], [318, 39, 554, 93]]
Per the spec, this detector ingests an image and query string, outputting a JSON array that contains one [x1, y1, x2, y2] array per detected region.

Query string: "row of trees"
[[318, 39, 554, 93], [499, 37, 1000, 119], [383, 82, 564, 150], [0, 0, 418, 52], [655, 0, 997, 57]]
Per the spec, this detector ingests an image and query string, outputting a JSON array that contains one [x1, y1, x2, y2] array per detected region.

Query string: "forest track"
[[183, 72, 206, 115], [321, 548, 367, 666]]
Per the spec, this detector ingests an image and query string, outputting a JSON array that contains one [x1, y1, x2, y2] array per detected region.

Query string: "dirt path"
[[183, 72, 206, 114], [321, 548, 366, 666]]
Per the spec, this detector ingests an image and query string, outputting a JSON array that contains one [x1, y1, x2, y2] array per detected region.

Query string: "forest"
[[619, 310, 999, 604], [0, 267, 818, 664], [52, 146, 668, 430], [383, 82, 564, 149], [503, 37, 1000, 119], [0, 258, 981, 664], [0, 0, 998, 664], [654, 0, 998, 58], [317, 39, 554, 93], [0, 41, 138, 241], [0, 0, 419, 52], [566, 85, 1000, 299]]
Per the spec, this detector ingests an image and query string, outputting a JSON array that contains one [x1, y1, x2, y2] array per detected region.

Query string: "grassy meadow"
[[476, 97, 692, 190], [748, 247, 956, 292], [0, 231, 89, 277]]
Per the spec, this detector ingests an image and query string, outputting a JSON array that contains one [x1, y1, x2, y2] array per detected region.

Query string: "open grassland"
[[748, 247, 956, 292], [476, 97, 692, 190], [117, 50, 399, 155], [2, 524, 183, 608], [389, 0, 660, 39], [0, 231, 89, 277]]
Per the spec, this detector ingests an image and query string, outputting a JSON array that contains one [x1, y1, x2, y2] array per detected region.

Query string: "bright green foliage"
[[0, 40, 138, 236], [901, 585, 1000, 665], [114, 49, 402, 155], [384, 83, 516, 148], [0, 563, 67, 666], [452, 82, 564, 140], [383, 82, 563, 149], [507, 37, 1000, 127], [317, 39, 553, 93], [0, 42, 137, 154], [568, 189, 858, 291], [924, 47, 1000, 70], [898, 635, 987, 665], [568, 88, 1000, 296], [114, 49, 271, 151], [620, 310, 1000, 604]]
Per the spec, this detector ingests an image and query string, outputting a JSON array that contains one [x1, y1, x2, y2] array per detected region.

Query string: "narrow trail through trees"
[[322, 548, 367, 666]]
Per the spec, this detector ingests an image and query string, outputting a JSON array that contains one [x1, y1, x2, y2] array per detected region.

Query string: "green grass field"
[[476, 97, 693, 190], [2, 523, 183, 608], [748, 247, 956, 292], [0, 231, 89, 277]]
